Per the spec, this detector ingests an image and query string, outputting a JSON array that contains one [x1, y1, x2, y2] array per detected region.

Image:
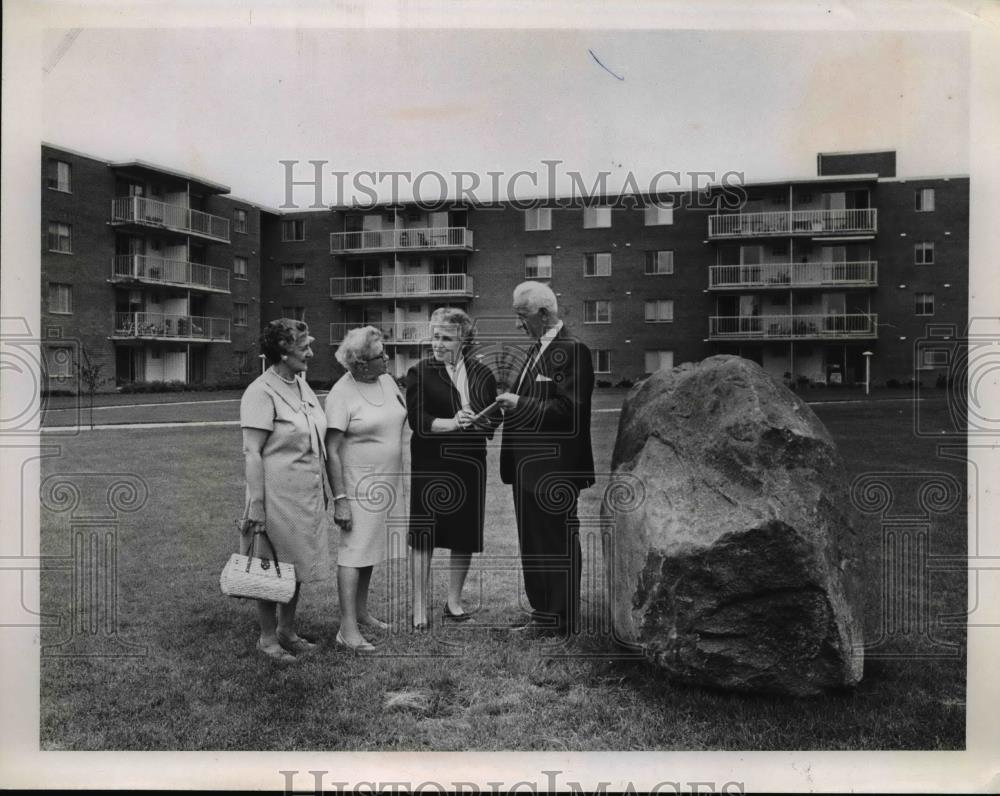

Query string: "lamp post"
[[259, 353, 267, 375], [862, 350, 873, 396]]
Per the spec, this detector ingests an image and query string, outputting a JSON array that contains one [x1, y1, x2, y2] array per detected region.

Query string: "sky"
[[41, 26, 969, 207]]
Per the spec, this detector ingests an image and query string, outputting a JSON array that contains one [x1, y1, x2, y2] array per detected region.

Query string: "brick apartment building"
[[41, 144, 968, 391]]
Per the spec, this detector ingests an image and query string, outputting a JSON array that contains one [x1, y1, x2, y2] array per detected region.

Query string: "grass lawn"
[[39, 397, 966, 750]]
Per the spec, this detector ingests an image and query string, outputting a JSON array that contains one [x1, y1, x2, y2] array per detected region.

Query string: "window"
[[915, 188, 935, 212], [281, 263, 305, 285], [235, 351, 250, 372], [583, 206, 612, 228], [584, 300, 611, 324], [46, 159, 72, 192], [524, 208, 552, 231], [281, 219, 305, 241], [644, 350, 674, 373], [914, 241, 935, 265], [645, 250, 674, 275], [584, 252, 612, 277], [48, 283, 73, 314], [233, 256, 248, 280], [915, 293, 935, 316], [234, 208, 248, 233], [524, 254, 552, 279], [594, 350, 611, 374], [46, 346, 74, 378], [47, 222, 72, 253], [234, 302, 248, 327], [645, 299, 674, 323], [644, 201, 674, 225], [921, 349, 949, 369], [281, 306, 306, 321]]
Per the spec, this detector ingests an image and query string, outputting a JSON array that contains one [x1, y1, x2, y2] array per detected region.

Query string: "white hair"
[[513, 280, 559, 316], [335, 325, 383, 367]]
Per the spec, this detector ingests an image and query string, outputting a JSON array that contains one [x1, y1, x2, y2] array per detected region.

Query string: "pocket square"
[[534, 374, 553, 382]]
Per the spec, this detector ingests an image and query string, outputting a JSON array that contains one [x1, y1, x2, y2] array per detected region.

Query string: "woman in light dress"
[[324, 326, 407, 652], [239, 319, 329, 663]]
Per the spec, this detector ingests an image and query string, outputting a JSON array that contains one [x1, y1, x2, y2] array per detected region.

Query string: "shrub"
[[614, 378, 634, 389], [886, 378, 901, 389], [596, 379, 612, 388]]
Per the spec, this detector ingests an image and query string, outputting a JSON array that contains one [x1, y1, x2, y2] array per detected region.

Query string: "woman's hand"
[[454, 409, 475, 430], [246, 501, 265, 525], [333, 497, 352, 533]]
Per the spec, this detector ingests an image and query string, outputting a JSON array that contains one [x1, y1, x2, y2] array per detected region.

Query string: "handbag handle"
[[248, 529, 284, 579]]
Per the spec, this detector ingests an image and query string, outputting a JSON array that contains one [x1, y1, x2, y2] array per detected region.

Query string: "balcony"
[[110, 197, 230, 243], [708, 313, 878, 341], [329, 321, 431, 346], [708, 261, 878, 290], [110, 255, 230, 293], [111, 312, 231, 342], [330, 273, 474, 300], [330, 227, 473, 254], [707, 209, 877, 239]]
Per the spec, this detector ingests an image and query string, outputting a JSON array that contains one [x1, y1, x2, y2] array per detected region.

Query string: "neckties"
[[515, 340, 541, 392]]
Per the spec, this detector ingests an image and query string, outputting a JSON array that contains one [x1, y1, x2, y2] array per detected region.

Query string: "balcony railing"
[[330, 273, 474, 299], [329, 321, 431, 346], [110, 197, 230, 243], [708, 209, 877, 239], [330, 227, 473, 253], [708, 261, 878, 290], [708, 313, 878, 340], [112, 312, 231, 342], [111, 255, 230, 293]]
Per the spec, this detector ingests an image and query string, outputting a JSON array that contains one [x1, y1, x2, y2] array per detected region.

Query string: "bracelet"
[[333, 494, 347, 501]]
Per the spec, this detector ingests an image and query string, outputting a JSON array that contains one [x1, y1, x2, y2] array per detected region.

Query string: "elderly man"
[[496, 281, 595, 637]]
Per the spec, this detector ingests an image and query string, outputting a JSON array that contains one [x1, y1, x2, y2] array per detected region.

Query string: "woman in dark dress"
[[406, 307, 499, 629]]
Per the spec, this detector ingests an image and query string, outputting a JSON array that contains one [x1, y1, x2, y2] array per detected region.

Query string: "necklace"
[[273, 367, 297, 385], [350, 371, 385, 406]]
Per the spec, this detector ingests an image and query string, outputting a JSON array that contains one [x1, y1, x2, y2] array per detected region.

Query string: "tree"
[[77, 347, 110, 430]]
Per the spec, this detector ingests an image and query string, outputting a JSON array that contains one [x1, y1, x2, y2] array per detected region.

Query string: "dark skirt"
[[407, 453, 487, 553]]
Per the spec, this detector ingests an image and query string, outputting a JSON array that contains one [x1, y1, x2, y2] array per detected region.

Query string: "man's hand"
[[495, 392, 520, 411]]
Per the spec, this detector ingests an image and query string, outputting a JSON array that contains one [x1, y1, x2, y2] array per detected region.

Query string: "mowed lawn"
[[39, 396, 966, 750]]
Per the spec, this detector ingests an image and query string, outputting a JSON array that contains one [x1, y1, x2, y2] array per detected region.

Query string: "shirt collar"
[[537, 320, 563, 349]]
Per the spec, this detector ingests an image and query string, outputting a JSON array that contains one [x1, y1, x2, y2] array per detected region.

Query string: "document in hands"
[[471, 399, 502, 424]]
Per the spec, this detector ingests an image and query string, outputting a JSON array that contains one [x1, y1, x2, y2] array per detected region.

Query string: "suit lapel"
[[522, 327, 567, 391], [430, 358, 461, 411]]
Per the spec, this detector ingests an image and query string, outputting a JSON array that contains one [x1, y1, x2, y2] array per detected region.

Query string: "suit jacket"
[[405, 355, 499, 466], [499, 327, 595, 492]]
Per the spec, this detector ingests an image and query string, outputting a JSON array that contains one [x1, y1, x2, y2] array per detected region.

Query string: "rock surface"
[[602, 355, 863, 696]]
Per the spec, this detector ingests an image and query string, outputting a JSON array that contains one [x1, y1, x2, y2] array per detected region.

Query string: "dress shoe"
[[256, 638, 297, 663], [359, 616, 389, 631], [443, 603, 473, 622], [335, 630, 375, 653], [276, 632, 317, 655]]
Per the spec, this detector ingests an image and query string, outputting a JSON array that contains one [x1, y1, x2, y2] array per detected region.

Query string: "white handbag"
[[219, 520, 297, 604]]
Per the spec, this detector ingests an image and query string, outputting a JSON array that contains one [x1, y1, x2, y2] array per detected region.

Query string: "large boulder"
[[602, 355, 863, 696]]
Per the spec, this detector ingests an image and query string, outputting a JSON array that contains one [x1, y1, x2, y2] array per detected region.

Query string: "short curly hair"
[[429, 307, 475, 349], [335, 325, 383, 368], [260, 319, 309, 365]]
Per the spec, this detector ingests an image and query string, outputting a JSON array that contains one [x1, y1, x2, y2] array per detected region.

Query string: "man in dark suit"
[[496, 281, 595, 636]]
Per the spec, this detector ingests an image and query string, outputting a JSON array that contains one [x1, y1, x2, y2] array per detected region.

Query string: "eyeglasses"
[[363, 351, 389, 362]]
